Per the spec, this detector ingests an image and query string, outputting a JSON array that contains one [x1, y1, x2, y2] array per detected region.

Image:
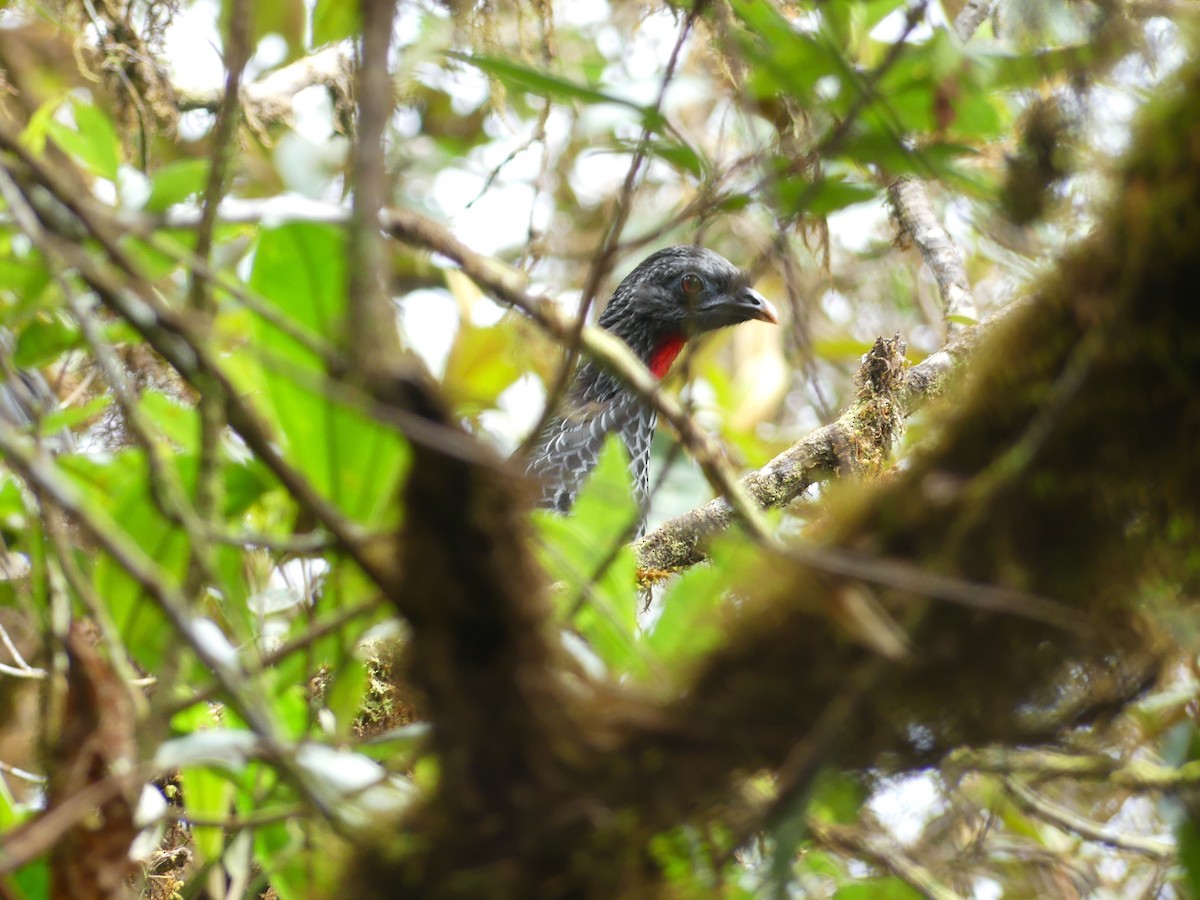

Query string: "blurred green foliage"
[[0, 0, 1191, 897]]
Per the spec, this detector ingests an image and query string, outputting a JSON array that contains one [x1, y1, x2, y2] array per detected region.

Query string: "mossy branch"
[[352, 45, 1200, 896], [634, 312, 1005, 578]]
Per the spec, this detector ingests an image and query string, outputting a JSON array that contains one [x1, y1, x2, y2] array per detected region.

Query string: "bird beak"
[[691, 285, 781, 330], [735, 287, 779, 325]]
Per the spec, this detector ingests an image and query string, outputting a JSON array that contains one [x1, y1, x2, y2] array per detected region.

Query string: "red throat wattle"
[[649, 333, 686, 379]]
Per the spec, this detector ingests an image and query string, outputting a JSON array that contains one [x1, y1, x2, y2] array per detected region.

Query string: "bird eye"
[[681, 273, 703, 295]]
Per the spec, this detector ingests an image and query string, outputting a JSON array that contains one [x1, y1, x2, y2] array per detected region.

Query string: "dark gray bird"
[[524, 245, 777, 524], [0, 330, 71, 453]]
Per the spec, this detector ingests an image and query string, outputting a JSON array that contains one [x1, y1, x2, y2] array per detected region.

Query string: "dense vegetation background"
[[0, 0, 1198, 897]]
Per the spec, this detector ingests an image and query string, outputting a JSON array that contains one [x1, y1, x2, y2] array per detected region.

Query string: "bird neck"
[[571, 321, 687, 405], [648, 332, 686, 379]]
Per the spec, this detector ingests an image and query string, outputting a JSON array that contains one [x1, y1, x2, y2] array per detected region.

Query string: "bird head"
[[597, 245, 778, 377]]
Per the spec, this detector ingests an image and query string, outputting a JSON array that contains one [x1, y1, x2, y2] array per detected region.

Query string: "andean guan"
[[524, 245, 778, 526]]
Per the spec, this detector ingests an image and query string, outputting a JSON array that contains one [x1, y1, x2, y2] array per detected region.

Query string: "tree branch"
[[946, 748, 1200, 790], [175, 45, 353, 126], [888, 176, 979, 330], [1004, 777, 1175, 859], [634, 309, 1006, 576], [187, 0, 251, 594], [347, 0, 401, 376], [811, 819, 965, 900]]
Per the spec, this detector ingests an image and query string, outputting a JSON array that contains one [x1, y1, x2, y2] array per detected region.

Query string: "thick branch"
[[175, 45, 353, 125], [634, 312, 1002, 575], [946, 748, 1200, 789]]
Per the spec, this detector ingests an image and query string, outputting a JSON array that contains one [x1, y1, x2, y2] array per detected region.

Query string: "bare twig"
[[811, 818, 965, 900], [883, 0, 994, 336], [176, 45, 353, 123], [0, 759, 45, 785], [1004, 777, 1175, 859], [186, 0, 252, 576], [347, 0, 401, 376], [889, 177, 979, 330], [189, 0, 251, 315], [0, 620, 45, 679], [946, 748, 1200, 789]]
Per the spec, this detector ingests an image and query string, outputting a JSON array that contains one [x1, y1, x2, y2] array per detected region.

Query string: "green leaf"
[[312, 0, 360, 46], [644, 533, 754, 669], [453, 52, 644, 112], [12, 315, 80, 367], [0, 773, 20, 831], [274, 684, 313, 741], [248, 223, 407, 525], [823, 1, 854, 52], [59, 450, 181, 668], [799, 848, 844, 879], [324, 656, 369, 737], [38, 394, 110, 435], [775, 176, 878, 217], [833, 878, 924, 900], [8, 859, 49, 900], [47, 101, 120, 181], [61, 451, 254, 670], [183, 762, 235, 862], [225, 0, 305, 61], [171, 707, 238, 863], [985, 45, 1095, 92], [536, 438, 644, 679], [19, 97, 62, 156], [443, 320, 523, 412], [808, 770, 868, 825], [1179, 816, 1200, 899], [839, 131, 979, 180], [608, 137, 708, 179], [731, 0, 844, 103], [813, 337, 876, 361], [0, 252, 52, 300], [144, 159, 211, 212], [139, 390, 201, 451]]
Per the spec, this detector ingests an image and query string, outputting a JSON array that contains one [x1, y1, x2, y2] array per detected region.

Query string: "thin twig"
[[810, 818, 965, 900], [1004, 777, 1175, 859], [0, 620, 44, 679], [186, 0, 252, 589]]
